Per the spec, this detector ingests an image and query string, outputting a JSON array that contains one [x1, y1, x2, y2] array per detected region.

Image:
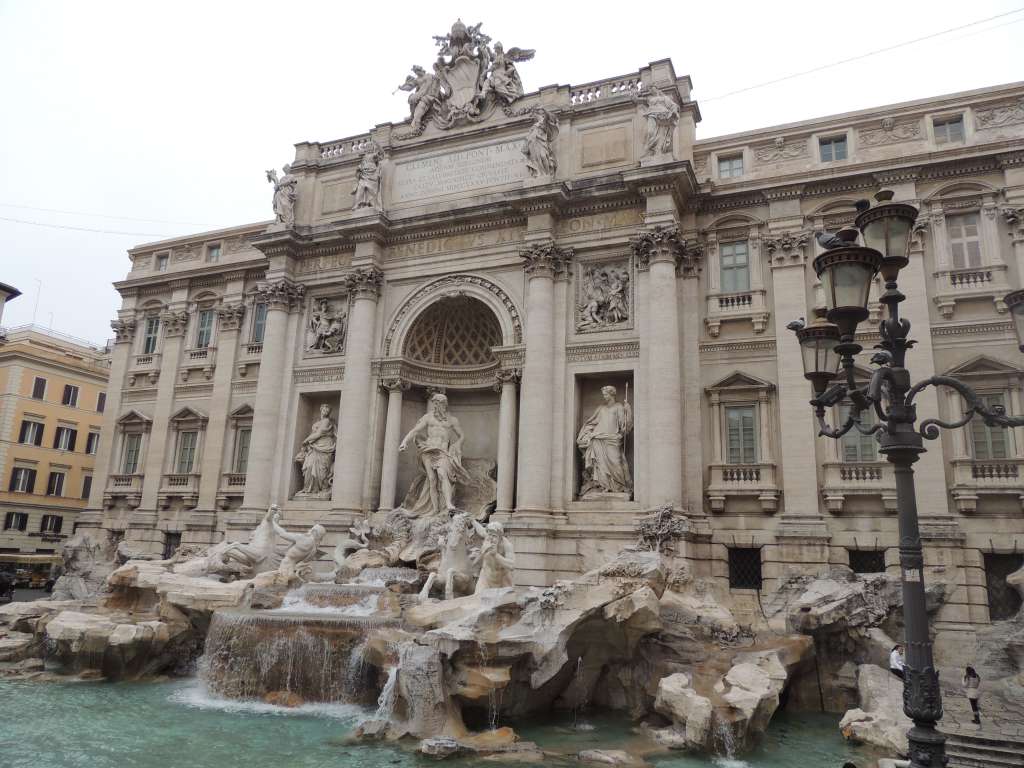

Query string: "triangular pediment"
[[116, 409, 152, 427], [169, 406, 208, 425], [706, 370, 775, 392], [945, 355, 1023, 378], [229, 404, 254, 419]]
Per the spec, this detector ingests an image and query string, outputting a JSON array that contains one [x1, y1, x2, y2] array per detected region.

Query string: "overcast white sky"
[[1, 0, 1022, 345]]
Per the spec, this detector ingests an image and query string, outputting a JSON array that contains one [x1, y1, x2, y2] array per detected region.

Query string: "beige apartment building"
[[0, 326, 110, 555], [77, 35, 1024, 643]]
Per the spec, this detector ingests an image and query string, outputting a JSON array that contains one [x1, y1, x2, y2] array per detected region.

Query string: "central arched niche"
[[395, 295, 502, 514]]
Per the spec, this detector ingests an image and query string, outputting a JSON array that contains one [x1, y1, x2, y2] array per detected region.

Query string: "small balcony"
[[707, 462, 779, 513], [216, 472, 247, 509], [237, 341, 263, 377], [158, 473, 200, 509], [933, 264, 1011, 319], [180, 346, 216, 382], [128, 352, 161, 385], [951, 458, 1024, 513], [103, 473, 143, 508], [822, 461, 898, 513], [704, 289, 769, 337]]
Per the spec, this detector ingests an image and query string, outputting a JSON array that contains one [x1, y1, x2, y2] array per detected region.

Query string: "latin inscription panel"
[[392, 141, 527, 203]]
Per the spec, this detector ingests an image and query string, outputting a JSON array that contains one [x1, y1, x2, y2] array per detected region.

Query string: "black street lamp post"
[[791, 191, 1024, 768]]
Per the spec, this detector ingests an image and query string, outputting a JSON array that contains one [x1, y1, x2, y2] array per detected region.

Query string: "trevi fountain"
[[5, 17, 1024, 768]]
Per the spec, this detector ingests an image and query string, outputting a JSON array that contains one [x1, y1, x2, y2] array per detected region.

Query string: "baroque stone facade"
[[79, 40, 1024, 648]]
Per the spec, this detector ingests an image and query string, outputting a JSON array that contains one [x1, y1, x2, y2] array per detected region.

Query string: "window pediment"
[[944, 355, 1023, 379], [169, 406, 208, 428], [706, 371, 775, 394], [116, 410, 153, 431]]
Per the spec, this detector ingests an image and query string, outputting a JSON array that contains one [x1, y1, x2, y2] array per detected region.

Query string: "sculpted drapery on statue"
[[395, 19, 534, 135], [265, 164, 298, 227], [352, 143, 385, 210], [523, 107, 558, 178], [637, 86, 681, 158], [294, 404, 337, 498], [398, 393, 471, 516], [577, 385, 634, 498]]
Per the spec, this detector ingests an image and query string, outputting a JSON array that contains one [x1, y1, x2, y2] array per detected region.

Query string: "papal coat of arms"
[[395, 19, 534, 137]]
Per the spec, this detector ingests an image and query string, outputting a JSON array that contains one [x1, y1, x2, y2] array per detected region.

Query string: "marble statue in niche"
[[294, 404, 337, 498], [577, 262, 630, 331], [398, 393, 470, 516], [577, 385, 633, 498], [522, 107, 558, 178], [306, 297, 348, 354], [352, 143, 385, 210], [266, 164, 298, 228], [637, 86, 680, 158], [471, 519, 515, 593]]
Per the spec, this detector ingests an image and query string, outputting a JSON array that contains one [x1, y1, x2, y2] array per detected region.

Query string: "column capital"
[[630, 224, 702, 276], [520, 240, 573, 279], [493, 368, 521, 391], [381, 377, 409, 393], [216, 302, 246, 331], [159, 309, 190, 337], [345, 266, 384, 300], [256, 278, 306, 312], [110, 317, 137, 344], [764, 230, 811, 267]]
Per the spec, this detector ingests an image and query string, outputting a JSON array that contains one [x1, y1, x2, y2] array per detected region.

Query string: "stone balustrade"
[[951, 457, 1024, 513], [320, 135, 373, 160], [821, 461, 897, 514], [704, 289, 769, 337], [570, 75, 644, 105], [706, 462, 779, 513], [158, 473, 200, 509], [933, 263, 1010, 318]]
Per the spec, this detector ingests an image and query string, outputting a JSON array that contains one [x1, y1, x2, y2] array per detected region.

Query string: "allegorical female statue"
[[638, 86, 680, 158], [265, 164, 298, 228], [294, 404, 337, 498], [522, 107, 558, 178], [577, 385, 633, 498], [352, 144, 384, 210]]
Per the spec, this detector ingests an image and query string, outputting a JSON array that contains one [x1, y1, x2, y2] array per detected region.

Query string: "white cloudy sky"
[[1, 0, 1022, 344]]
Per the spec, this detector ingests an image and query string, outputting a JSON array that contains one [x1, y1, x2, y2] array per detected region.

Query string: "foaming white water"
[[713, 758, 752, 768], [169, 682, 367, 721], [268, 592, 381, 616]]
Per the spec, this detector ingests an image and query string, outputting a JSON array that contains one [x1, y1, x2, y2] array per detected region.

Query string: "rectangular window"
[[726, 405, 757, 464], [206, 244, 221, 263], [32, 377, 46, 400], [175, 431, 198, 474], [251, 302, 268, 343], [234, 427, 251, 474], [62, 384, 79, 407], [8, 468, 36, 494], [934, 115, 964, 145], [18, 420, 44, 447], [948, 213, 982, 269], [720, 241, 750, 293], [96, 392, 106, 413], [849, 549, 887, 574], [46, 471, 66, 497], [195, 309, 215, 349], [718, 154, 743, 179], [971, 393, 1009, 460], [3, 512, 28, 531], [728, 547, 763, 590], [162, 532, 182, 560], [142, 316, 160, 355], [839, 404, 877, 462], [155, 253, 169, 272], [86, 432, 100, 455], [81, 475, 92, 500], [53, 426, 77, 452], [819, 135, 848, 162], [40, 514, 63, 534], [122, 433, 142, 474]]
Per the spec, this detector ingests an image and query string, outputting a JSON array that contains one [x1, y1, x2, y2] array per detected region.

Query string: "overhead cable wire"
[[0, 215, 172, 237], [0, 202, 214, 227]]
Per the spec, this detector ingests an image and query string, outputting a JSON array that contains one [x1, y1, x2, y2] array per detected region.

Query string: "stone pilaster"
[[515, 240, 571, 517], [377, 376, 408, 512], [495, 368, 520, 514], [631, 225, 696, 510], [332, 266, 384, 517], [240, 279, 305, 516], [1004, 207, 1024, 284], [680, 236, 706, 518]]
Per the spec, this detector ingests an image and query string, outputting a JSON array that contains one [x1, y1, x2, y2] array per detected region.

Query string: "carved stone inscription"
[[392, 141, 527, 203]]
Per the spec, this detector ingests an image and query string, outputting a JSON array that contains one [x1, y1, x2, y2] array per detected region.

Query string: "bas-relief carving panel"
[[391, 140, 528, 203], [575, 256, 633, 333], [304, 295, 350, 356]]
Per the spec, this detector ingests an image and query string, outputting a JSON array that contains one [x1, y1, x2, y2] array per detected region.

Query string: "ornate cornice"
[[344, 266, 384, 300], [216, 302, 246, 331], [520, 240, 574, 279], [997, 150, 1024, 169], [761, 184, 804, 201], [565, 340, 639, 363], [255, 278, 306, 312], [293, 365, 345, 384], [159, 310, 189, 337], [699, 339, 777, 354]]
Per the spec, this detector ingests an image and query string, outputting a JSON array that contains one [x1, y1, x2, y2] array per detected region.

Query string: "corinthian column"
[[495, 368, 520, 514], [515, 241, 572, 516], [332, 266, 383, 516], [240, 279, 304, 516], [631, 225, 694, 509], [377, 377, 408, 512]]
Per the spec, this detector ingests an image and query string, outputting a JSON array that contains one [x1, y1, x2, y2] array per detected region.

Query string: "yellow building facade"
[[0, 326, 110, 555]]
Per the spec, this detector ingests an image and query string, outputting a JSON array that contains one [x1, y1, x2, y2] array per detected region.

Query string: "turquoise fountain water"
[[0, 679, 877, 768]]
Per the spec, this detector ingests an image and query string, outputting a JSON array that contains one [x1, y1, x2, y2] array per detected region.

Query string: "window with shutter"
[[726, 406, 757, 464], [971, 394, 1010, 460], [46, 472, 65, 497], [720, 241, 750, 293], [97, 392, 106, 413], [40, 515, 63, 534], [195, 309, 215, 348], [176, 431, 198, 474], [82, 475, 92, 499], [142, 316, 160, 354], [32, 377, 46, 399], [948, 213, 982, 269], [251, 303, 268, 343], [122, 434, 142, 474], [62, 385, 79, 407], [839, 404, 877, 462], [234, 428, 251, 473]]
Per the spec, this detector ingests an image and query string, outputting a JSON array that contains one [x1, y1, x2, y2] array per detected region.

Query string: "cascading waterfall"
[[572, 657, 594, 731], [375, 666, 398, 720], [714, 717, 740, 763]]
